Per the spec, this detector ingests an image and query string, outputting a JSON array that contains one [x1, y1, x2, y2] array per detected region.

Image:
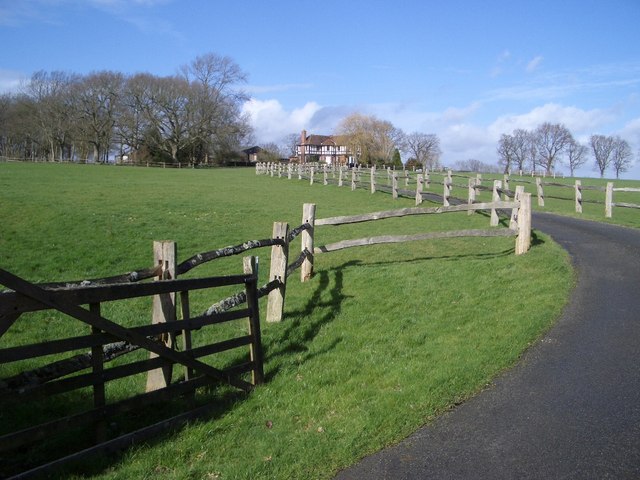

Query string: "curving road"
[[335, 212, 640, 479]]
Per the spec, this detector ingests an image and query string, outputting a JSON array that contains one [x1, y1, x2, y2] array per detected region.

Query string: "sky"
[[1, 0, 639, 178]]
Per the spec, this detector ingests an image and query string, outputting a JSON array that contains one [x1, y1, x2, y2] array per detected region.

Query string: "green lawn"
[[0, 163, 573, 479]]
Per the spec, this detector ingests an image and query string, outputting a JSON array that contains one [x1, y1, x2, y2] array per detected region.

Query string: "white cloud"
[[526, 55, 544, 73], [242, 99, 322, 143], [489, 103, 615, 135], [0, 69, 27, 94]]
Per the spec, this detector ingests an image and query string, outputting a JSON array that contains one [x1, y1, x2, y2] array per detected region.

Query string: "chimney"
[[301, 129, 307, 145]]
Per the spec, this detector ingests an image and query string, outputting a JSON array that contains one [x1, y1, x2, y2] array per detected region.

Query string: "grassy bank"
[[0, 163, 572, 479]]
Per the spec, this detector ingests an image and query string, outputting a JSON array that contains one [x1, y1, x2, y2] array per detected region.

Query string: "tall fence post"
[[370, 166, 376, 194], [467, 177, 476, 215], [146, 240, 177, 392], [536, 177, 545, 207], [392, 173, 398, 199], [287, 164, 292, 180], [605, 182, 613, 218], [351, 170, 357, 191], [443, 176, 451, 206], [323, 166, 328, 185], [510, 185, 525, 229], [491, 180, 502, 226], [301, 203, 316, 282], [424, 169, 430, 189], [310, 167, 315, 185], [338, 166, 344, 187], [416, 174, 424, 205], [298, 163, 302, 180], [575, 180, 582, 213], [515, 193, 532, 255], [244, 256, 264, 385], [267, 222, 289, 322]]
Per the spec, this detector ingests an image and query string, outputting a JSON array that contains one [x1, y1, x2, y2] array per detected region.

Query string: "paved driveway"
[[335, 213, 640, 479]]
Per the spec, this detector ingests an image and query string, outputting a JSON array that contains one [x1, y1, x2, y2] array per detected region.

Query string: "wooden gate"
[[0, 263, 263, 478]]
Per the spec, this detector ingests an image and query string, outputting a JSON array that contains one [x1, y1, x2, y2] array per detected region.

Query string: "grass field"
[[0, 163, 577, 478]]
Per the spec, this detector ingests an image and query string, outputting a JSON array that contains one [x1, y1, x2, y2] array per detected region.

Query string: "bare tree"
[[402, 131, 441, 170], [281, 133, 300, 158], [590, 134, 616, 177], [23, 70, 78, 161], [611, 136, 633, 179], [497, 133, 515, 174], [565, 139, 588, 177], [510, 129, 531, 173], [72, 71, 124, 163], [534, 122, 573, 175]]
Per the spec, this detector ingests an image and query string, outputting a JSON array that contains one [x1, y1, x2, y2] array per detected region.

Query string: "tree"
[[590, 134, 615, 177], [72, 71, 124, 163], [611, 136, 633, 179], [534, 122, 573, 175], [565, 139, 588, 177], [497, 133, 515, 173], [510, 129, 531, 173], [401, 131, 441, 171], [391, 148, 403, 168], [281, 133, 300, 158], [258, 142, 283, 163], [336, 113, 403, 166]]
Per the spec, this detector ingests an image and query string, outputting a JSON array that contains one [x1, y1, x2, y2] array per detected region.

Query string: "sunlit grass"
[[0, 163, 572, 478]]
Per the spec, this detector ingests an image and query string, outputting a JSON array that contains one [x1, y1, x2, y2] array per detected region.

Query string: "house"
[[242, 146, 262, 164], [296, 130, 355, 166]]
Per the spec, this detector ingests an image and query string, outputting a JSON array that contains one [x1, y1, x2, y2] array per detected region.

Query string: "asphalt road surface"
[[335, 212, 640, 480]]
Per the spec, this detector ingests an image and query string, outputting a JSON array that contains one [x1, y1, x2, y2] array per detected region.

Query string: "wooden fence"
[[256, 162, 640, 219], [0, 223, 317, 476]]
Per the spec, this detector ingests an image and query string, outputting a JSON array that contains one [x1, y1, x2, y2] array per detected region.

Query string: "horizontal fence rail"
[[256, 162, 640, 219]]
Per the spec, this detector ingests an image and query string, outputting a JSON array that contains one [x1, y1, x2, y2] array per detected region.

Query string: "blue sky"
[[1, 0, 639, 177]]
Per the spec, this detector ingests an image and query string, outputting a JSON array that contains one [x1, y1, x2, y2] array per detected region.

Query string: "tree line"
[[0, 53, 252, 165], [498, 123, 634, 178]]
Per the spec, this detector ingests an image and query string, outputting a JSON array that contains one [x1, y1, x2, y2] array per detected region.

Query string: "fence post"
[[467, 177, 476, 215], [267, 222, 289, 322], [370, 166, 376, 194], [351, 170, 357, 191], [146, 240, 177, 392], [288, 164, 292, 180], [309, 166, 315, 185], [301, 203, 316, 282], [298, 163, 302, 180], [404, 170, 410, 187], [338, 166, 343, 187], [323, 166, 328, 185], [515, 193, 532, 255], [416, 174, 424, 205], [424, 169, 430, 189], [392, 173, 398, 199], [510, 185, 525, 229], [605, 182, 613, 218], [575, 180, 582, 213], [244, 256, 264, 385], [491, 180, 502, 226], [443, 176, 451, 206], [536, 177, 545, 206], [447, 170, 453, 195]]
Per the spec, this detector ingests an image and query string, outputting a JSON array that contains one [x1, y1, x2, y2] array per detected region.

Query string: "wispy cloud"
[[526, 55, 543, 73], [246, 83, 314, 95]]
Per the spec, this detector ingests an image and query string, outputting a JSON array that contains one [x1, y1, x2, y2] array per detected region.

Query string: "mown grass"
[[0, 163, 573, 479]]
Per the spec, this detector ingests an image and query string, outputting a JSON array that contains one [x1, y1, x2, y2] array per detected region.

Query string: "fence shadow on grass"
[[264, 260, 359, 382]]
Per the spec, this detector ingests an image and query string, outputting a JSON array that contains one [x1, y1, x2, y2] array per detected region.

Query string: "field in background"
[[1, 163, 572, 479]]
